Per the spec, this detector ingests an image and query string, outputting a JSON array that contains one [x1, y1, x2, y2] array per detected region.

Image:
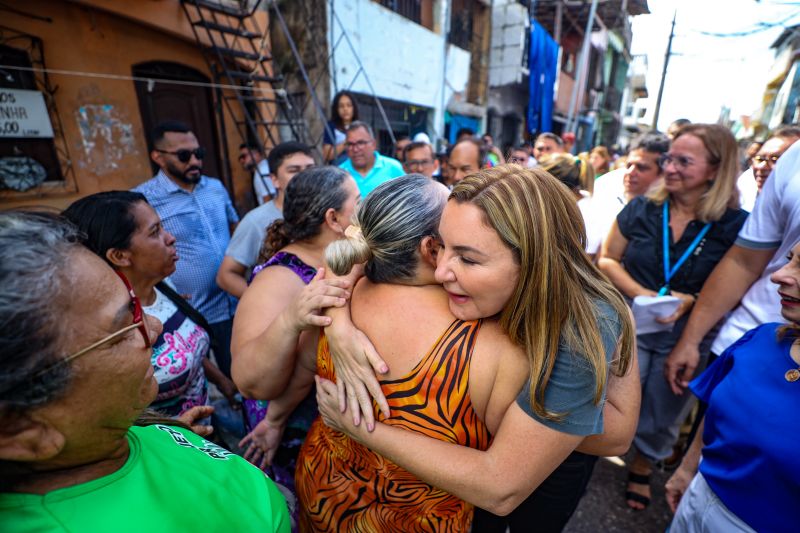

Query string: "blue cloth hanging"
[[528, 20, 559, 134]]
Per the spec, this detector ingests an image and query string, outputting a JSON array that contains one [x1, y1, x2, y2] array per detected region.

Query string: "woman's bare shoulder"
[[475, 319, 526, 360]]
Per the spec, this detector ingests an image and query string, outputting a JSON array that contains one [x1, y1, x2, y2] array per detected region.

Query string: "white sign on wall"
[[0, 88, 54, 138]]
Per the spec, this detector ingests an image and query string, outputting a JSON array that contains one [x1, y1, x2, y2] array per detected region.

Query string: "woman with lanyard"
[[599, 123, 746, 511]]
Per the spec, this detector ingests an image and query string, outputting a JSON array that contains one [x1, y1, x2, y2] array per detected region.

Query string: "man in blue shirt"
[[133, 120, 239, 377], [339, 121, 404, 196]]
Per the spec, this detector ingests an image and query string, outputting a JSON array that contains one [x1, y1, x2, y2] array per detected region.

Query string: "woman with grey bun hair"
[[326, 173, 444, 283], [263, 174, 530, 530]]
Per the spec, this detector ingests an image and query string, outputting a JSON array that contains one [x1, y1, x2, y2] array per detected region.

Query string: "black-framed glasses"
[[156, 147, 206, 163], [405, 158, 434, 169], [345, 140, 371, 150], [752, 154, 780, 166]]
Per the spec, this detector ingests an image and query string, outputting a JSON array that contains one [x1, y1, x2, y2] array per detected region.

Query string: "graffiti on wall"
[[75, 104, 137, 175]]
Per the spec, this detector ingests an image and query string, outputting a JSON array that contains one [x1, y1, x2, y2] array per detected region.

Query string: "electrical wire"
[[0, 64, 283, 95], [693, 8, 800, 37]]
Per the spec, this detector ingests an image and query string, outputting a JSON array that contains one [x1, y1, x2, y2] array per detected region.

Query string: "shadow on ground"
[[564, 451, 674, 533]]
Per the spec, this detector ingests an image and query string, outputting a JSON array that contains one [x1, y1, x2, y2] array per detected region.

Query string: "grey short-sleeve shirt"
[[516, 299, 622, 436], [224, 200, 282, 268]]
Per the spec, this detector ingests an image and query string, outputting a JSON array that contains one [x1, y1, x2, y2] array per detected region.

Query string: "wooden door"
[[132, 62, 223, 180]]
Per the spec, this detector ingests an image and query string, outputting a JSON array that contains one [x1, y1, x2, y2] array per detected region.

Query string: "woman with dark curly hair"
[[230, 166, 359, 506]]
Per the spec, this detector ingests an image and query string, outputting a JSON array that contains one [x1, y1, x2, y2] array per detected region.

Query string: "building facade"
[[0, 0, 278, 211], [485, 0, 649, 153]]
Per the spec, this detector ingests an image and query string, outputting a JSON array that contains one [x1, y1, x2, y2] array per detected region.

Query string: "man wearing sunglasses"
[[737, 126, 800, 212], [133, 120, 239, 378]]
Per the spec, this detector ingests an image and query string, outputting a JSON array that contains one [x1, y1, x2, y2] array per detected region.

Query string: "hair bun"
[[344, 224, 365, 243], [326, 223, 373, 276]]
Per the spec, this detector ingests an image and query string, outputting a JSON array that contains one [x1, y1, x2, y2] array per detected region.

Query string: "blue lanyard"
[[658, 201, 711, 296]]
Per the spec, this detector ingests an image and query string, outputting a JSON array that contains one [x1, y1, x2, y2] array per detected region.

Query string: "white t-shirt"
[[711, 140, 800, 353], [252, 158, 275, 205], [224, 200, 282, 269], [583, 168, 627, 256], [736, 167, 758, 213]]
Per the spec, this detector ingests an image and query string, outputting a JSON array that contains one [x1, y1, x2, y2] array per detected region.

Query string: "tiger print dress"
[[295, 319, 489, 532]]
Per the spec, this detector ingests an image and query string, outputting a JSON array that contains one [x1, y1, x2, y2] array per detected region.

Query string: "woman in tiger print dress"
[[262, 175, 528, 531]]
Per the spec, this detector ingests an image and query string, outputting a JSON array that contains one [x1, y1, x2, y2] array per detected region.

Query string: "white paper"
[[631, 295, 682, 335]]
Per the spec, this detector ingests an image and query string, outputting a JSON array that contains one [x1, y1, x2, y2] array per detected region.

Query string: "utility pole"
[[565, 0, 600, 134], [652, 10, 676, 130]]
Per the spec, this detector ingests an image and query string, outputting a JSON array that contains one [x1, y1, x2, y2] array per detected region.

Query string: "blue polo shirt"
[[690, 323, 800, 533], [133, 171, 239, 324], [339, 152, 405, 196]]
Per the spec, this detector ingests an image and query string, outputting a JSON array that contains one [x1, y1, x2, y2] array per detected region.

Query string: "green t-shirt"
[[0, 424, 290, 532]]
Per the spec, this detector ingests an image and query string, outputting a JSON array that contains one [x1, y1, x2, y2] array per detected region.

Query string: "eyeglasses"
[[752, 154, 780, 166], [405, 158, 434, 169], [34, 270, 151, 378], [345, 140, 371, 150], [155, 147, 206, 163], [659, 153, 694, 170]]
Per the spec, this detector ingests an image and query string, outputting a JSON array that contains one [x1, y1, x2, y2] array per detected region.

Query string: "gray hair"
[[0, 211, 82, 414], [326, 174, 447, 283], [347, 120, 375, 139]]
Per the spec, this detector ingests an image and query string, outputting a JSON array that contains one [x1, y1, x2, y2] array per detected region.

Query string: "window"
[[0, 29, 74, 197], [376, 1, 433, 29], [448, 0, 475, 50], [378, 0, 420, 23]]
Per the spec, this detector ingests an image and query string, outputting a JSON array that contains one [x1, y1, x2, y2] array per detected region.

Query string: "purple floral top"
[[250, 251, 317, 284], [245, 251, 318, 504]]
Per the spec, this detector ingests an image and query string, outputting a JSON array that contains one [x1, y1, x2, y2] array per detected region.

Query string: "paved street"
[[565, 452, 673, 533]]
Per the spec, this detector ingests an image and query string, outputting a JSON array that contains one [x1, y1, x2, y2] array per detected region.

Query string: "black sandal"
[[625, 472, 651, 509]]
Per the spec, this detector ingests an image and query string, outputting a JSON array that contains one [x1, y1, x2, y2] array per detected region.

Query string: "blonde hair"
[[647, 123, 740, 222], [539, 153, 594, 195], [326, 175, 446, 283], [590, 146, 611, 175], [450, 166, 634, 421]]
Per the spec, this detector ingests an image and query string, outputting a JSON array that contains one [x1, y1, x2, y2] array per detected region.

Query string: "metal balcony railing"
[[377, 0, 422, 25]]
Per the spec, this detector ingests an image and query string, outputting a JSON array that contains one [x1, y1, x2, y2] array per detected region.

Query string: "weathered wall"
[[329, 0, 470, 139], [0, 0, 258, 211]]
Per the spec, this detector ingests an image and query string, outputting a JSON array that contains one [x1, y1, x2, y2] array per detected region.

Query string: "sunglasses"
[[33, 270, 151, 378], [156, 147, 206, 163]]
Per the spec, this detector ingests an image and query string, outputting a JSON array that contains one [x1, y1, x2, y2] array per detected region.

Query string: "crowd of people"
[[1, 87, 798, 533]]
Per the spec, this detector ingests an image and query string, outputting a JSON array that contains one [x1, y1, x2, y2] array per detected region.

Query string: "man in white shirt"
[[584, 132, 670, 255], [736, 126, 800, 212], [666, 139, 800, 393], [239, 142, 276, 205]]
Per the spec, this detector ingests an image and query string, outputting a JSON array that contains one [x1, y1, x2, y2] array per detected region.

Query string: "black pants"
[[471, 451, 598, 533], [208, 318, 234, 379]]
